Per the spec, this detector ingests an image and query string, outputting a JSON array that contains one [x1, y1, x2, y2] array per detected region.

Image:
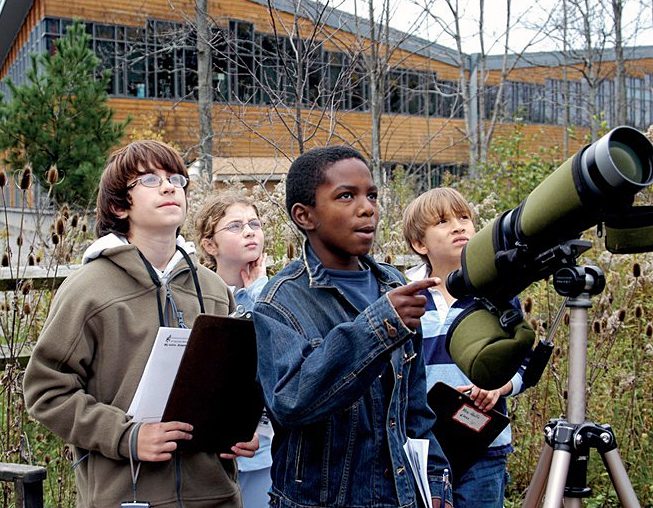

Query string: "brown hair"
[[194, 192, 260, 270], [402, 187, 474, 263], [95, 140, 189, 237]]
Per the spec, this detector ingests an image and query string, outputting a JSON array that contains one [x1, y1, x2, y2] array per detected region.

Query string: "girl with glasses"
[[195, 191, 272, 508]]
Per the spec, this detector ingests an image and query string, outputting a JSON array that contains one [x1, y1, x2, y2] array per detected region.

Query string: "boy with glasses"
[[24, 140, 257, 507]]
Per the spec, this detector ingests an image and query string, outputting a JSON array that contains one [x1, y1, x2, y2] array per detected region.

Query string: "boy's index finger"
[[401, 277, 440, 294]]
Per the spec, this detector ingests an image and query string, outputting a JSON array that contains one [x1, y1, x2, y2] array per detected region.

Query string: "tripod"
[[522, 264, 641, 508]]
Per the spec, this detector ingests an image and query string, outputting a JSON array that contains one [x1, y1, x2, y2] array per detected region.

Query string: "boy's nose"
[[451, 218, 465, 231], [358, 200, 376, 216], [160, 178, 175, 193]]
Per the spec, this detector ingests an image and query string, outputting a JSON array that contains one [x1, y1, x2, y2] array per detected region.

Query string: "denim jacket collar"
[[301, 240, 399, 290]]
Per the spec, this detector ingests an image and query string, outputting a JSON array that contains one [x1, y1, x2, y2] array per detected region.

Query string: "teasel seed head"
[[56, 217, 65, 236], [617, 308, 626, 322], [19, 164, 32, 190], [20, 279, 32, 295], [47, 164, 59, 185]]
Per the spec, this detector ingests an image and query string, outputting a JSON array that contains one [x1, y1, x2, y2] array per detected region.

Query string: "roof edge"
[[0, 0, 35, 68]]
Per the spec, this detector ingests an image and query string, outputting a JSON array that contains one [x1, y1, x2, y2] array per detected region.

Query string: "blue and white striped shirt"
[[407, 264, 527, 456]]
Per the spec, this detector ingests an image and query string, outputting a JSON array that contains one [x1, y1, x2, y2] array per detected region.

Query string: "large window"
[[498, 81, 546, 123]]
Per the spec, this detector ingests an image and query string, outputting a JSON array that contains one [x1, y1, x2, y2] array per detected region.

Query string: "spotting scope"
[[447, 126, 653, 302], [444, 126, 653, 389]]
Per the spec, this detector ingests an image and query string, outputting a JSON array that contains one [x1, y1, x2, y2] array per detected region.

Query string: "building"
[[1, 0, 653, 188]]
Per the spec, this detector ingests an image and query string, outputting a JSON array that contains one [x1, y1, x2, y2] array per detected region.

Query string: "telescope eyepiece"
[[446, 268, 469, 300]]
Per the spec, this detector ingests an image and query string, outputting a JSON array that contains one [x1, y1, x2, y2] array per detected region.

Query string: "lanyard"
[[137, 245, 205, 327]]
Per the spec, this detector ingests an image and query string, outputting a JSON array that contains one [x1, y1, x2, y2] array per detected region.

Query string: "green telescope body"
[[447, 126, 653, 301], [445, 126, 653, 389]]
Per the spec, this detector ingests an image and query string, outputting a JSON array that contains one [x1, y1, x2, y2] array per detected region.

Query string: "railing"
[[0, 265, 77, 291], [0, 265, 79, 371], [0, 462, 47, 508]]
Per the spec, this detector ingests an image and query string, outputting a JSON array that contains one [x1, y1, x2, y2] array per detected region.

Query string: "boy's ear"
[[291, 203, 317, 232], [201, 237, 219, 257], [110, 205, 129, 220], [410, 238, 429, 256]]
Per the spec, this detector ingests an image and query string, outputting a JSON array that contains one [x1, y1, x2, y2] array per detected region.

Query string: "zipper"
[[162, 266, 191, 328]]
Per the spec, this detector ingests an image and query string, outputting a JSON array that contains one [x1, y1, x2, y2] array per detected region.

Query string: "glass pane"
[[184, 48, 198, 98], [95, 24, 115, 40], [44, 18, 60, 35], [126, 43, 147, 97]]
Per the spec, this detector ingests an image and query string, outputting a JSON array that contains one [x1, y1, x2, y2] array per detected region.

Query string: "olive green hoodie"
[[24, 235, 241, 507]]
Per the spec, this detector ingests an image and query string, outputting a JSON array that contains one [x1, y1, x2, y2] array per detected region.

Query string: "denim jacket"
[[253, 243, 452, 508]]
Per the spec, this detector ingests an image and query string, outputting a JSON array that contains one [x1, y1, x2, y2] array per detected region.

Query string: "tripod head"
[[553, 265, 605, 299]]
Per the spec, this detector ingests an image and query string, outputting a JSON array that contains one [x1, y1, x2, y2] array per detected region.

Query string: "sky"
[[333, 0, 653, 55]]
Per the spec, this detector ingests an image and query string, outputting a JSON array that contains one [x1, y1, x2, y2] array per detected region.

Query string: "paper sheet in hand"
[[162, 314, 264, 454], [127, 327, 191, 422], [427, 381, 509, 477]]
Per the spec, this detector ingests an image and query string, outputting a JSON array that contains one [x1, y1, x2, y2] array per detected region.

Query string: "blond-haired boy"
[[403, 187, 527, 508]]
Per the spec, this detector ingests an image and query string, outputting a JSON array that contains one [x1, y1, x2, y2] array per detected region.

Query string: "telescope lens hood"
[[580, 126, 653, 201]]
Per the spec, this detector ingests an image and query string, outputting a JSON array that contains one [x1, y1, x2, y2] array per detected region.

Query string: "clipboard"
[[427, 381, 509, 478], [161, 314, 264, 454]]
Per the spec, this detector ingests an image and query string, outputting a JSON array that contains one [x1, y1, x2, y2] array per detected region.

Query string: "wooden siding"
[[488, 58, 653, 84], [110, 97, 586, 163]]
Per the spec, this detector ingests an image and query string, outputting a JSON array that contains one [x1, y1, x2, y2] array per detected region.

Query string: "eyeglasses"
[[216, 219, 263, 234], [127, 173, 188, 189]]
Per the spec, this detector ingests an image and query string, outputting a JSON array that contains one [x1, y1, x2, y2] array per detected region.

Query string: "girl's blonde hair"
[[402, 187, 474, 263], [194, 191, 260, 270]]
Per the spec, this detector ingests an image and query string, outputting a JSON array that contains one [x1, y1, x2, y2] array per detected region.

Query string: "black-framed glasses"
[[216, 219, 263, 234], [127, 173, 188, 189]]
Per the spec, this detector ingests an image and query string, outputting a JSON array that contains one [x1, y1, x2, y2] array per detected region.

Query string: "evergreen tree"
[[0, 20, 128, 207]]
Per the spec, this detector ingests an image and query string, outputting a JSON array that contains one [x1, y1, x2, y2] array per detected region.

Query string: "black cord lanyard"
[[137, 245, 205, 327]]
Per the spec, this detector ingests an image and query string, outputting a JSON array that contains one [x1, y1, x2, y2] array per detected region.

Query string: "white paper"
[[403, 438, 432, 508], [127, 326, 191, 422]]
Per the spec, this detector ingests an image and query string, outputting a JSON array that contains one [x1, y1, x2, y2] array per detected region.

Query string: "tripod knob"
[[553, 265, 605, 297]]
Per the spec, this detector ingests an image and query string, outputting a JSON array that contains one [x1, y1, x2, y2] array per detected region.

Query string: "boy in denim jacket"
[[253, 146, 453, 508]]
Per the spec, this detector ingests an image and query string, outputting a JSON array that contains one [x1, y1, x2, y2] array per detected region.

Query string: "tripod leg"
[[601, 448, 641, 508], [542, 449, 572, 508], [522, 444, 553, 508]]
